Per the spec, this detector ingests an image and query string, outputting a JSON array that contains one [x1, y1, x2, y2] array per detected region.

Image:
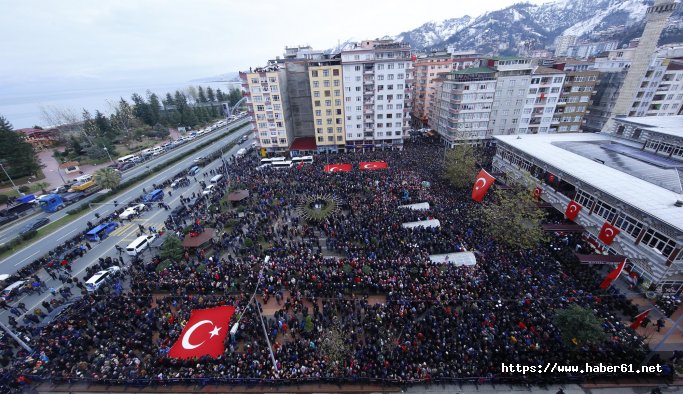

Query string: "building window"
[[312, 70, 319, 77], [574, 190, 595, 210], [641, 228, 676, 256], [613, 213, 643, 239]]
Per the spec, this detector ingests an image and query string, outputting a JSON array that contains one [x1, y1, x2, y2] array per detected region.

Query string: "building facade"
[[433, 67, 497, 146], [554, 35, 577, 57], [488, 58, 534, 136], [553, 60, 599, 133], [309, 60, 346, 153], [602, 0, 677, 132], [341, 39, 413, 151], [493, 119, 683, 293], [240, 66, 291, 155], [412, 53, 454, 128], [519, 67, 565, 134]]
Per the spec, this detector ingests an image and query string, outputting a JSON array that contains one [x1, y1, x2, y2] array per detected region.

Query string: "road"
[[0, 120, 252, 275], [0, 117, 250, 245], [0, 132, 254, 333]]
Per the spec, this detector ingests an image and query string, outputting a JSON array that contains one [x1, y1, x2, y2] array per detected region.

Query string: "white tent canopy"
[[429, 252, 477, 266], [398, 202, 430, 211], [401, 219, 440, 229]]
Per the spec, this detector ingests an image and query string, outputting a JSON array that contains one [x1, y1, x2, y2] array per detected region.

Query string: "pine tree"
[[148, 93, 162, 125], [197, 86, 208, 103], [206, 86, 216, 102], [0, 115, 40, 181]]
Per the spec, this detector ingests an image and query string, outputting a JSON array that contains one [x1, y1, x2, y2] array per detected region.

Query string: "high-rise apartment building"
[[240, 65, 291, 155], [341, 39, 413, 151], [552, 60, 599, 133], [309, 59, 346, 153], [433, 67, 496, 147], [554, 35, 577, 57], [518, 67, 565, 134], [602, 0, 677, 132], [488, 58, 534, 136], [412, 52, 454, 128]]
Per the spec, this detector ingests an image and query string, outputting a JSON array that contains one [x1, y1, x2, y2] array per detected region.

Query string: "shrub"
[[0, 195, 8, 205], [18, 186, 30, 193], [21, 230, 37, 240]]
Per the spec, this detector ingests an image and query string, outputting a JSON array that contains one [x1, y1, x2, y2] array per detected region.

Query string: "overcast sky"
[[0, 0, 554, 88]]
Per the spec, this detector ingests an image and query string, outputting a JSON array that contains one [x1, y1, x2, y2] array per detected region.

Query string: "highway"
[[0, 120, 252, 275], [0, 117, 249, 245], [0, 129, 254, 331]]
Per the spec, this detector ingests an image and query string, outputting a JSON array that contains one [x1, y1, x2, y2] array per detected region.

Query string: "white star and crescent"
[[180, 320, 221, 350], [604, 228, 614, 238], [474, 177, 487, 191], [568, 204, 578, 214], [328, 166, 341, 172]]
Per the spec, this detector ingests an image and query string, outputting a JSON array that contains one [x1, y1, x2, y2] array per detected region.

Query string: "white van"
[[1, 280, 26, 300], [235, 148, 247, 158], [210, 174, 224, 184], [75, 174, 92, 183], [150, 146, 164, 156], [85, 266, 121, 292], [126, 234, 157, 256]]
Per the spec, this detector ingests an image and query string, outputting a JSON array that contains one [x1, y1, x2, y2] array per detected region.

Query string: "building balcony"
[[364, 90, 374, 95], [364, 109, 374, 115], [364, 79, 374, 85], [364, 69, 374, 74], [364, 127, 374, 132]]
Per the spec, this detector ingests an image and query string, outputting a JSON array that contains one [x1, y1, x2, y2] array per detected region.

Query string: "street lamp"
[[103, 146, 115, 165], [0, 161, 22, 196]]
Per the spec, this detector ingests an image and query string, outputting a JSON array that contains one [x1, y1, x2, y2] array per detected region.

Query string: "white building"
[[488, 58, 534, 136], [518, 67, 565, 134], [494, 117, 683, 293], [554, 35, 577, 57], [341, 39, 413, 151]]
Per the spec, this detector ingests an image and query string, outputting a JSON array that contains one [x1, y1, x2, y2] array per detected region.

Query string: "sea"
[[0, 80, 242, 129]]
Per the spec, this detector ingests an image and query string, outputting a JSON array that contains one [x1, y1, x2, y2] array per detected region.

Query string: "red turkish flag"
[[598, 222, 620, 245], [471, 169, 495, 203], [599, 259, 626, 289], [565, 200, 582, 221], [533, 187, 542, 201], [168, 306, 235, 360], [324, 163, 352, 173], [359, 161, 388, 170], [630, 309, 651, 330], [297, 161, 304, 170]]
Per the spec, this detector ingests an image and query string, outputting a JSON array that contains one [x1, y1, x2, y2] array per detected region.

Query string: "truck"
[[38, 192, 85, 213], [68, 179, 96, 192]]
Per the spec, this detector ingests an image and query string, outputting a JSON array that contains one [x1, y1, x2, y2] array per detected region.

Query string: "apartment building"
[[433, 67, 497, 146], [519, 67, 565, 134], [552, 60, 599, 133], [643, 58, 683, 116], [240, 65, 291, 155], [487, 57, 534, 136], [412, 52, 454, 128], [309, 59, 346, 153], [341, 39, 413, 151]]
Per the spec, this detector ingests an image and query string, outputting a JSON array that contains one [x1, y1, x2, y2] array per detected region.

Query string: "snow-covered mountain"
[[395, 17, 472, 49], [394, 0, 683, 55]]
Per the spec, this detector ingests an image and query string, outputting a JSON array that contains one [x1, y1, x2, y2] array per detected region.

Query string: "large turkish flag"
[[168, 306, 235, 360], [359, 161, 388, 170], [564, 200, 582, 221], [471, 169, 495, 203], [324, 163, 352, 172], [598, 222, 620, 245]]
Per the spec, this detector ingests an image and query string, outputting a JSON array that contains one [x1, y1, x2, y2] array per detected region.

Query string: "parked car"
[[1, 280, 27, 301], [202, 184, 216, 196], [52, 185, 69, 194], [19, 217, 50, 235], [85, 266, 122, 292], [118, 162, 135, 171]]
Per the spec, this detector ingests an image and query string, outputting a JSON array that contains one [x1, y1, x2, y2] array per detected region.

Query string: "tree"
[[0, 116, 40, 181], [94, 110, 115, 139], [131, 93, 154, 126], [160, 235, 184, 262], [197, 86, 208, 103], [227, 88, 243, 107], [206, 86, 216, 102], [477, 183, 546, 251], [554, 304, 607, 347], [181, 106, 198, 127], [163, 93, 175, 108], [148, 93, 162, 126], [110, 98, 134, 144], [318, 316, 350, 370], [215, 88, 225, 102], [93, 167, 121, 190], [443, 144, 478, 189]]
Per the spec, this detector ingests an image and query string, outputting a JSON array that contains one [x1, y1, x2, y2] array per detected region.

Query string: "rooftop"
[[615, 115, 683, 139], [533, 66, 565, 75], [494, 133, 683, 233]]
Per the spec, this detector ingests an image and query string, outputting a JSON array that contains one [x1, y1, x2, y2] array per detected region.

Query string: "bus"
[[291, 156, 314, 164], [85, 222, 119, 242], [117, 154, 139, 164], [143, 189, 164, 202], [271, 160, 293, 169], [259, 157, 286, 166]]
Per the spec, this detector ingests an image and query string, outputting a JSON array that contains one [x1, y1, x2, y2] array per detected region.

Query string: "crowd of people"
[[2, 137, 675, 390]]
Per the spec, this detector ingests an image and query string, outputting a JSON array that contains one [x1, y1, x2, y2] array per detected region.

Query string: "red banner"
[[471, 169, 495, 203], [565, 200, 582, 221], [359, 161, 388, 170], [598, 222, 620, 245], [630, 309, 651, 330], [168, 306, 236, 360], [324, 163, 352, 173], [599, 259, 626, 289]]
